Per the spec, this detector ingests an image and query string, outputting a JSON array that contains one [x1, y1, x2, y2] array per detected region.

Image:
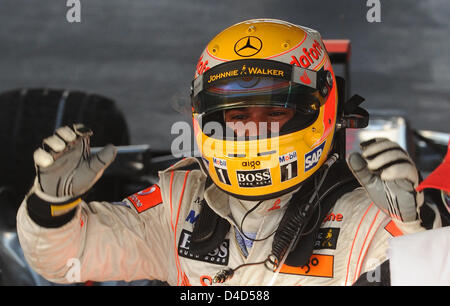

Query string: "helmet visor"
[[193, 76, 324, 115]]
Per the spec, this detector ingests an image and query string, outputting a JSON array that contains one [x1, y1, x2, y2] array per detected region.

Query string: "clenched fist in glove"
[[347, 138, 424, 224], [28, 124, 116, 225]]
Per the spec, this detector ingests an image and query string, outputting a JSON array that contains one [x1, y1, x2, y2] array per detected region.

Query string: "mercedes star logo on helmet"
[[234, 36, 263, 57]]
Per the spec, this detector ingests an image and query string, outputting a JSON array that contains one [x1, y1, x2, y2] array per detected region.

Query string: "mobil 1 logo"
[[279, 151, 298, 182], [213, 157, 231, 185], [236, 169, 272, 188]]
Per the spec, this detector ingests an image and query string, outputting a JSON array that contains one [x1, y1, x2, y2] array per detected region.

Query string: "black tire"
[[0, 88, 130, 227]]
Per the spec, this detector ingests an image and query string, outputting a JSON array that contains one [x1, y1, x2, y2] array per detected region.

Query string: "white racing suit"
[[17, 157, 426, 286]]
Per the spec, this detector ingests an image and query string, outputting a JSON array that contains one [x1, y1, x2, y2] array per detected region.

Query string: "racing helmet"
[[191, 19, 338, 200]]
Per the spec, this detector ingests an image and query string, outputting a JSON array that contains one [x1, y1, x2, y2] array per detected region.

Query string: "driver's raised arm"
[[16, 124, 171, 283]]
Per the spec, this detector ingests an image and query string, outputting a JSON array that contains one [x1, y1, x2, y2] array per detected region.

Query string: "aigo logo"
[[241, 160, 260, 169]]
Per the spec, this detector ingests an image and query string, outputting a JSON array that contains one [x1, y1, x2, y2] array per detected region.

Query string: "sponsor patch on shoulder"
[[127, 185, 163, 213]]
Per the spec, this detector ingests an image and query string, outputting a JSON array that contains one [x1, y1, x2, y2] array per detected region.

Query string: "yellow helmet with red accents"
[[191, 19, 337, 200]]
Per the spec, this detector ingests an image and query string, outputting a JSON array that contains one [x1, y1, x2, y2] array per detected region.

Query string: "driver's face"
[[224, 106, 294, 137]]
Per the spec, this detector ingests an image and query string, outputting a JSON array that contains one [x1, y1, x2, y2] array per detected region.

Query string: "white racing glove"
[[29, 124, 116, 221], [347, 138, 423, 223]]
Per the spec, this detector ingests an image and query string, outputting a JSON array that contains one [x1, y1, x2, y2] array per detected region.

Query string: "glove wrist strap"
[[27, 190, 80, 228]]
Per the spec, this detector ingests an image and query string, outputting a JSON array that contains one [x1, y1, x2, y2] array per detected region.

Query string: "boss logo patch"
[[178, 229, 229, 266], [236, 169, 272, 187], [305, 141, 326, 171]]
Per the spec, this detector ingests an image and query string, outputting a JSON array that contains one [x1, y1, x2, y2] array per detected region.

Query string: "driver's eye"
[[268, 111, 286, 117], [230, 114, 249, 120]]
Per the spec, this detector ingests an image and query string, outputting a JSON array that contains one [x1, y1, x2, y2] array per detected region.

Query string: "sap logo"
[[279, 151, 297, 165], [305, 141, 326, 171]]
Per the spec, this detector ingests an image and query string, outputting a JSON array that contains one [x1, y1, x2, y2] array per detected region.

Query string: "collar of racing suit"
[[203, 180, 298, 232], [230, 191, 295, 258], [206, 187, 293, 222], [201, 175, 303, 259]]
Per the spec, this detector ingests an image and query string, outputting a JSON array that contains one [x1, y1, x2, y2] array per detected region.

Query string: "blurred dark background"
[[0, 0, 449, 149], [0, 0, 448, 285]]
